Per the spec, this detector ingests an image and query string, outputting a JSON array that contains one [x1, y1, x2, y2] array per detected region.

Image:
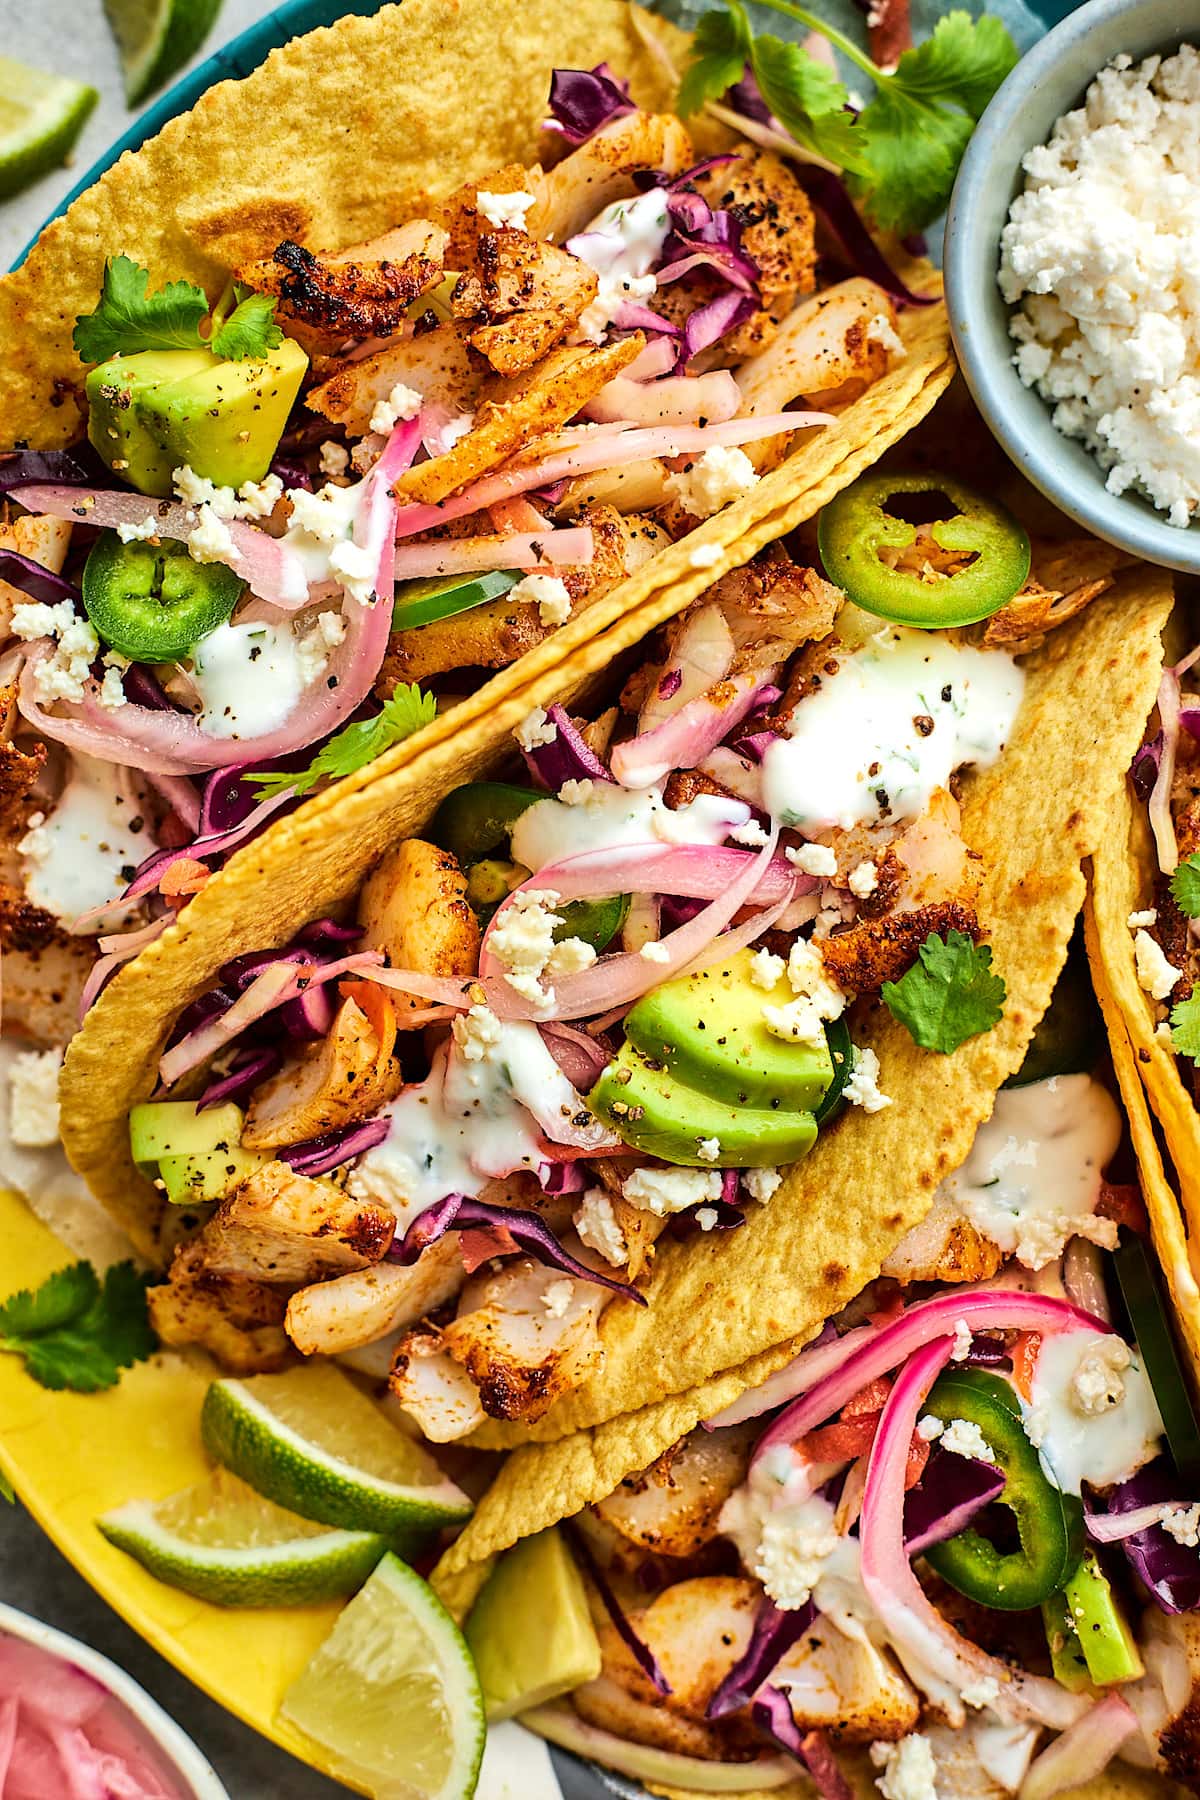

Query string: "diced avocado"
[[130, 1100, 265, 1205], [86, 338, 308, 497], [589, 1043, 817, 1167], [625, 945, 834, 1113], [1041, 1591, 1091, 1693], [465, 1527, 601, 1721], [1059, 1549, 1144, 1686]]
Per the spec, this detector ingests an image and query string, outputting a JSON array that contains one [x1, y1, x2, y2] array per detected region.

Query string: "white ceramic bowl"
[[0, 1600, 229, 1799], [943, 0, 1200, 572]]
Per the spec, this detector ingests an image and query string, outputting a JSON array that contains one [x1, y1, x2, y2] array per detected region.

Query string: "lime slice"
[[280, 1551, 485, 1800], [97, 1468, 386, 1607], [201, 1363, 472, 1545], [103, 0, 223, 107], [0, 58, 97, 202]]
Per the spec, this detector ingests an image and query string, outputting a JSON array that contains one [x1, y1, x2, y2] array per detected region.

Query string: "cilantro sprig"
[[678, 1, 1019, 236], [881, 929, 1006, 1054], [1170, 853, 1200, 920], [1170, 994, 1200, 1061], [73, 257, 283, 364], [0, 1261, 156, 1393], [249, 683, 437, 803]]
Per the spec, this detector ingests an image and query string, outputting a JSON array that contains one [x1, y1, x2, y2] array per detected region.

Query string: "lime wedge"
[[102, 0, 223, 107], [201, 1363, 472, 1546], [0, 58, 97, 202], [97, 1468, 386, 1607], [280, 1552, 485, 1800]]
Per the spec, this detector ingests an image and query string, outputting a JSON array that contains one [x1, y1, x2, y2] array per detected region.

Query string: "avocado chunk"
[[465, 1527, 601, 1721], [130, 1100, 265, 1205], [86, 338, 308, 497], [1057, 1548, 1144, 1686], [1041, 1591, 1091, 1693], [590, 1043, 817, 1167], [625, 945, 834, 1112]]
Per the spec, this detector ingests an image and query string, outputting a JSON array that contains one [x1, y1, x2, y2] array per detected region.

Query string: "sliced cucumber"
[[391, 570, 520, 633]]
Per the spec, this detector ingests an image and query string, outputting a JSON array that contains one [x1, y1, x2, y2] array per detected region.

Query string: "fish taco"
[[61, 434, 1171, 1451], [429, 999, 1200, 1800], [0, 0, 956, 1229], [1088, 606, 1200, 1254]]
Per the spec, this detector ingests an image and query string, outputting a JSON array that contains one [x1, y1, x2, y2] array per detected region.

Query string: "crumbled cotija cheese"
[[999, 45, 1200, 527]]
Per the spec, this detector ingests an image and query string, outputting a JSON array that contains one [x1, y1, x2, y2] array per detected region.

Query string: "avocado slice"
[[86, 338, 308, 497], [130, 1100, 265, 1205], [625, 945, 834, 1113], [590, 1043, 817, 1167], [1059, 1548, 1144, 1686], [465, 1527, 601, 1721]]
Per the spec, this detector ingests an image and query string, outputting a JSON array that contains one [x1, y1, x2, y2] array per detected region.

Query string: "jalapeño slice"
[[391, 570, 520, 633], [1112, 1228, 1200, 1486], [818, 472, 1031, 628], [82, 531, 244, 662], [919, 1367, 1082, 1610]]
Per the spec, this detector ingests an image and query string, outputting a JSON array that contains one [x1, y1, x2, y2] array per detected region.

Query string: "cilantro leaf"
[[677, 0, 753, 116], [850, 11, 1019, 233], [750, 35, 869, 174], [881, 929, 1006, 1054], [0, 1260, 156, 1393], [210, 285, 283, 361], [1171, 994, 1200, 1061], [73, 256, 209, 362], [249, 683, 437, 803], [73, 260, 282, 364], [1171, 854, 1200, 920]]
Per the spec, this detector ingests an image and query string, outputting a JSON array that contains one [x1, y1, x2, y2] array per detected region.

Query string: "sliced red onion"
[[391, 526, 593, 580], [278, 1116, 392, 1177], [540, 1021, 612, 1089], [750, 1693, 852, 1800], [389, 1194, 645, 1303], [1062, 1237, 1111, 1324], [0, 449, 91, 492], [78, 914, 171, 1017], [390, 412, 832, 541], [1097, 1460, 1200, 1613], [902, 1447, 1006, 1557], [708, 1597, 816, 1719], [197, 1047, 282, 1110], [1019, 1694, 1138, 1800], [611, 301, 680, 335], [295, 918, 363, 949], [280, 981, 338, 1041], [521, 703, 615, 789], [545, 64, 635, 145], [584, 369, 742, 428], [568, 1523, 672, 1695], [611, 671, 781, 788], [707, 1323, 878, 1431], [538, 1156, 587, 1195], [860, 1338, 1087, 1729], [751, 1291, 1108, 1470], [1149, 668, 1182, 874], [0, 550, 80, 606], [790, 166, 935, 308], [121, 790, 295, 902]]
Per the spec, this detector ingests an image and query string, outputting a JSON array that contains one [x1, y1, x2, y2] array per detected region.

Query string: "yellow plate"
[[0, 1186, 357, 1789]]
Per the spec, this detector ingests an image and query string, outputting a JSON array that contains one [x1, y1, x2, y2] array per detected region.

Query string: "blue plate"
[[13, 2, 1081, 1792]]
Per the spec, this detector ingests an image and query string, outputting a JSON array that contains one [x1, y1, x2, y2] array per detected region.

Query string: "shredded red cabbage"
[[727, 66, 772, 125], [707, 1596, 816, 1718], [681, 289, 759, 364], [521, 703, 615, 790], [279, 1116, 392, 1177], [668, 1198, 746, 1238], [269, 454, 312, 493], [0, 549, 81, 607], [903, 1448, 1006, 1557], [171, 922, 362, 1055], [197, 1047, 282, 1111], [750, 1692, 853, 1799], [545, 64, 635, 145], [790, 165, 935, 308], [0, 449, 92, 492], [1098, 1460, 1200, 1614], [657, 199, 761, 297], [1130, 734, 1163, 804], [121, 664, 179, 712], [538, 1157, 587, 1195], [568, 1523, 672, 1695], [390, 1193, 645, 1302]]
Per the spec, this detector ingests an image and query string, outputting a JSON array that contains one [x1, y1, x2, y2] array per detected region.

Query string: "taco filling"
[[128, 478, 1137, 1435], [460, 1063, 1200, 1797], [0, 63, 922, 1152]]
